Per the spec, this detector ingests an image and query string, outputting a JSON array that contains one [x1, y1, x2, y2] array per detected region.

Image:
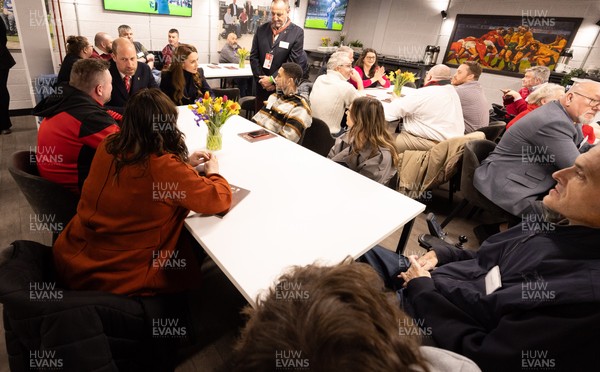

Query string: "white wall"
[[8, 0, 600, 110]]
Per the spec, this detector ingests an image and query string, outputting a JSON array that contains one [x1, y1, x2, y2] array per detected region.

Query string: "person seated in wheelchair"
[[223, 7, 241, 38], [361, 144, 600, 371]]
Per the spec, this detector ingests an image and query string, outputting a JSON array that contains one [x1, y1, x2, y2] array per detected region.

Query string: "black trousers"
[[0, 68, 11, 131]]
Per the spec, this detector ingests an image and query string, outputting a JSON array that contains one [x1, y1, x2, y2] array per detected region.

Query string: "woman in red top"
[[350, 48, 390, 89], [506, 82, 564, 129], [54, 88, 232, 296]]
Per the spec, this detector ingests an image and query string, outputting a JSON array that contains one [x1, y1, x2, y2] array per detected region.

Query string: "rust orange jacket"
[[53, 141, 232, 296]]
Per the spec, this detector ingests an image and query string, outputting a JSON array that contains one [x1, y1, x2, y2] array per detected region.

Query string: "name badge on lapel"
[[280, 41, 289, 49], [485, 265, 502, 295]]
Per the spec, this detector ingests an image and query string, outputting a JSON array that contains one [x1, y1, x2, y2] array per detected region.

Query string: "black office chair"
[[239, 96, 256, 119], [440, 140, 512, 228], [477, 121, 506, 143], [213, 87, 240, 102], [300, 118, 335, 157], [8, 151, 79, 243]]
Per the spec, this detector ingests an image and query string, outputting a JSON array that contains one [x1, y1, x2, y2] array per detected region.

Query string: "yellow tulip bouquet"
[[189, 91, 241, 150], [387, 69, 417, 96]]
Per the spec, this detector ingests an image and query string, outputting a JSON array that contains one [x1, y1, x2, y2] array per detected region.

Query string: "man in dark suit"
[[474, 80, 600, 218], [0, 20, 15, 134], [228, 0, 239, 17], [250, 0, 307, 112], [106, 37, 158, 114]]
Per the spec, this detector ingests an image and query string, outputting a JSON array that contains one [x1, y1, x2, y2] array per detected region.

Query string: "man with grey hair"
[[386, 64, 465, 153], [310, 51, 361, 135], [474, 80, 599, 222], [317, 46, 364, 90], [502, 65, 550, 116], [117, 24, 155, 69], [91, 32, 113, 61], [33, 58, 119, 194]]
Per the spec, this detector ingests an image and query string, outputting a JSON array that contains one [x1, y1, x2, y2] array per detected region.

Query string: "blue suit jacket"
[[106, 61, 158, 113], [473, 101, 585, 216]]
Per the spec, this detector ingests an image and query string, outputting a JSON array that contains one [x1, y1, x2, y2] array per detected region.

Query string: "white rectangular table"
[[177, 109, 425, 306], [363, 86, 417, 122], [200, 63, 253, 79]]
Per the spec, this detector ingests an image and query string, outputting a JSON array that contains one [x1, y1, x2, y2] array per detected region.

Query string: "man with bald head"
[[250, 0, 307, 112], [386, 64, 465, 153], [91, 32, 113, 61], [474, 79, 599, 220], [106, 37, 157, 113]]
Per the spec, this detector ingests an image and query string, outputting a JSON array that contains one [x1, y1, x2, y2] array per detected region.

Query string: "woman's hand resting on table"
[[189, 150, 220, 174]]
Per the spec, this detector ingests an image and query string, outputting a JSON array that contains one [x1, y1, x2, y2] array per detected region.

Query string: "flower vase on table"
[[237, 47, 249, 69], [206, 119, 223, 151], [189, 91, 241, 151], [387, 69, 417, 98]]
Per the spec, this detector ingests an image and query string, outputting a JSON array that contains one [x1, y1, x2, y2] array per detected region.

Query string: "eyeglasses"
[[572, 91, 600, 108], [365, 55, 376, 60]]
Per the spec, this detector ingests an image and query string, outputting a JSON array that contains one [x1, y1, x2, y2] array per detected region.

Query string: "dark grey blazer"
[[473, 101, 584, 216]]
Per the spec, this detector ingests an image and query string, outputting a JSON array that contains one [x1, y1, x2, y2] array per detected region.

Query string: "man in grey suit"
[[474, 80, 600, 219]]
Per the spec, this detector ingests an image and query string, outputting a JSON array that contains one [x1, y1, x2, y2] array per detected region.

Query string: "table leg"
[[396, 217, 415, 254]]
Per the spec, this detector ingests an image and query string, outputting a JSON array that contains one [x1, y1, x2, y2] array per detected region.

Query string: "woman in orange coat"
[[53, 88, 232, 296]]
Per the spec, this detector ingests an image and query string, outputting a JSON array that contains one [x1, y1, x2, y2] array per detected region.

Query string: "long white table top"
[[363, 86, 417, 122], [177, 109, 425, 306], [200, 63, 253, 79]]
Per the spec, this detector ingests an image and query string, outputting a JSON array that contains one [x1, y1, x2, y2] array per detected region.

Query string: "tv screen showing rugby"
[[103, 0, 192, 17], [304, 0, 349, 30]]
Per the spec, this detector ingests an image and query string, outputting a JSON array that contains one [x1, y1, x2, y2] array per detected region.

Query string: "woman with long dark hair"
[[53, 88, 232, 296], [160, 43, 213, 105], [328, 97, 398, 185], [351, 48, 390, 89], [56, 35, 93, 84]]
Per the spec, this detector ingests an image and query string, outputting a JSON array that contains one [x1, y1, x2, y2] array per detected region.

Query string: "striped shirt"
[[252, 92, 312, 143]]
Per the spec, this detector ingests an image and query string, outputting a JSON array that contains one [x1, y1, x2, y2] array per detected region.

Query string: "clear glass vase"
[[393, 84, 403, 97], [239, 58, 245, 69], [206, 124, 222, 151]]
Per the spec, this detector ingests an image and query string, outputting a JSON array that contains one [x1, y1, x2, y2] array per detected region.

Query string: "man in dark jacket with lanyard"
[[249, 0, 307, 112], [362, 144, 600, 371]]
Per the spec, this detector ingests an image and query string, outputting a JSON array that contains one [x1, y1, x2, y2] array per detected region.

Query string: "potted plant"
[[349, 40, 363, 53]]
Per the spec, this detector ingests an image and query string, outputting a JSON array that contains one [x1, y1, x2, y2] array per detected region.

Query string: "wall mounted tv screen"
[[103, 0, 192, 17], [304, 0, 349, 30]]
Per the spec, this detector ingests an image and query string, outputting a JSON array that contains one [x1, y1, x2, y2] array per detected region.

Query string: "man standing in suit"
[[106, 37, 158, 113], [250, 0, 307, 112], [474, 80, 600, 219], [228, 0, 239, 17], [0, 19, 15, 134]]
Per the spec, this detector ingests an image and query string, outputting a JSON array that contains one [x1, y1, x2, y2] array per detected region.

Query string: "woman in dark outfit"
[[56, 35, 93, 84], [160, 43, 213, 105]]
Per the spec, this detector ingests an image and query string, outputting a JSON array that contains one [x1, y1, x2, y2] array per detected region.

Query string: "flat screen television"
[[304, 0, 349, 30], [103, 0, 192, 17]]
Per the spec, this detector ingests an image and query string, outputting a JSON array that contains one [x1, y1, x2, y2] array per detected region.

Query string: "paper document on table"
[[216, 184, 250, 217]]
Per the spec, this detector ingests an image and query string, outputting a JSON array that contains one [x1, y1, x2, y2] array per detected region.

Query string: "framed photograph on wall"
[[443, 14, 582, 76]]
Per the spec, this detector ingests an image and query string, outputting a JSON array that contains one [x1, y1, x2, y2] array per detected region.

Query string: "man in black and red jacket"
[[34, 58, 119, 195]]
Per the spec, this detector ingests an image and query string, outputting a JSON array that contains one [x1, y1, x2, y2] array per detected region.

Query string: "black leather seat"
[[300, 118, 335, 157], [8, 150, 79, 243]]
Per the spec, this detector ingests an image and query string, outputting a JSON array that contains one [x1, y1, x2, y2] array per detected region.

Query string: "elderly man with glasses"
[[473, 80, 599, 238], [310, 51, 362, 135]]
